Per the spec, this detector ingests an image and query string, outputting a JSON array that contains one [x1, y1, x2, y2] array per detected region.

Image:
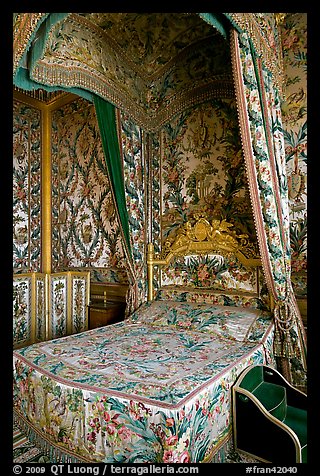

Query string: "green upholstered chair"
[[232, 364, 307, 463]]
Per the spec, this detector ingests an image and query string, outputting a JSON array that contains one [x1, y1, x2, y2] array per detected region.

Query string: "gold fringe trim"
[[13, 13, 47, 77], [13, 409, 92, 463], [202, 430, 233, 463]]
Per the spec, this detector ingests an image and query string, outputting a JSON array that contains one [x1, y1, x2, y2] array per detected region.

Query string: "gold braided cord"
[[226, 13, 285, 98], [273, 292, 300, 359]]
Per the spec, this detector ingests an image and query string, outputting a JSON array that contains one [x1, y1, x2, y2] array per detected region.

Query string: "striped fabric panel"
[[13, 425, 49, 463]]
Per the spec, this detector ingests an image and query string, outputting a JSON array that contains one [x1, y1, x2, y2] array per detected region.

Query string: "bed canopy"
[[13, 13, 306, 388]]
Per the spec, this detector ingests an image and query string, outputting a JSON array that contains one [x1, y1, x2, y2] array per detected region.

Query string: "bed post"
[[147, 243, 154, 301]]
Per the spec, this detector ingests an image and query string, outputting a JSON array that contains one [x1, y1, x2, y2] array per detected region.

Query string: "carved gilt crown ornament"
[[161, 215, 259, 265], [147, 215, 261, 301]]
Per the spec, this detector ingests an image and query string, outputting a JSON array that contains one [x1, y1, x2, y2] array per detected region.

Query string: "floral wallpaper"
[[280, 13, 307, 287], [71, 275, 89, 334], [13, 276, 32, 347], [49, 95, 263, 297], [13, 101, 42, 273], [160, 99, 255, 242], [48, 272, 89, 339], [51, 98, 128, 284], [12, 95, 268, 297], [120, 113, 147, 304], [35, 274, 46, 342], [154, 99, 259, 293]]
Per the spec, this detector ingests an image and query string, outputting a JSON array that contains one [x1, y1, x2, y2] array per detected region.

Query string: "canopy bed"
[[13, 12, 307, 463], [13, 217, 275, 462]]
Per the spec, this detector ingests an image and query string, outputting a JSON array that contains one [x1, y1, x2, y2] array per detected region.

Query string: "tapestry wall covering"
[[154, 99, 259, 294], [13, 93, 258, 296], [13, 101, 42, 273], [280, 13, 307, 297], [52, 95, 258, 295], [51, 98, 128, 284]]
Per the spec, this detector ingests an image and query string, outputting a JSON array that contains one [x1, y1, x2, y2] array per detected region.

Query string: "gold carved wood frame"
[[147, 216, 265, 302]]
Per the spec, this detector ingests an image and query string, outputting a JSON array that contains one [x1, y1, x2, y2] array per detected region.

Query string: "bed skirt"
[[13, 408, 233, 464], [14, 409, 89, 463]]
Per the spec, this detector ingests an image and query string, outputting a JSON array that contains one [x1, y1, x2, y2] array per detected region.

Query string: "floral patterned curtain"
[[229, 28, 307, 388]]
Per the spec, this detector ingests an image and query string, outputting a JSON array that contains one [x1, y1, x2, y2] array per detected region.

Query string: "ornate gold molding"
[[274, 13, 287, 26], [14, 89, 79, 274], [13, 85, 70, 105], [147, 216, 261, 301], [13, 87, 78, 110]]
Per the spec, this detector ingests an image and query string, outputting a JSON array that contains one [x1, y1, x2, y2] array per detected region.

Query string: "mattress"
[[13, 300, 275, 463]]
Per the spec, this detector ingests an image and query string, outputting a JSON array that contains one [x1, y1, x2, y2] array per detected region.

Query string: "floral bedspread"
[[128, 300, 272, 343], [13, 302, 274, 463]]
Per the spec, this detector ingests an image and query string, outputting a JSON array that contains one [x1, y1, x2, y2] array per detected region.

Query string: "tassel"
[[273, 298, 298, 359]]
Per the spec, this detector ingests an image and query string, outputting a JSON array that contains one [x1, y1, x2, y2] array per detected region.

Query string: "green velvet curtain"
[[93, 97, 138, 313], [93, 95, 132, 257]]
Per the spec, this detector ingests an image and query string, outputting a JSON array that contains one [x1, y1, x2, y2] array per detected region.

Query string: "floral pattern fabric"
[[13, 303, 274, 463], [155, 286, 270, 311], [233, 30, 307, 385], [129, 300, 272, 343]]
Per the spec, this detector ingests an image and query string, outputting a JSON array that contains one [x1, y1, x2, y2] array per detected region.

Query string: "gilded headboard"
[[147, 216, 263, 302]]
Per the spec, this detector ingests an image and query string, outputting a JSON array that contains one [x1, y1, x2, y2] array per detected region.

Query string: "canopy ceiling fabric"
[[13, 12, 234, 132], [12, 12, 306, 387]]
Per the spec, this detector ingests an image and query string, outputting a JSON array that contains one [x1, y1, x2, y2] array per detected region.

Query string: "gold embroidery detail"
[[227, 13, 284, 97]]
